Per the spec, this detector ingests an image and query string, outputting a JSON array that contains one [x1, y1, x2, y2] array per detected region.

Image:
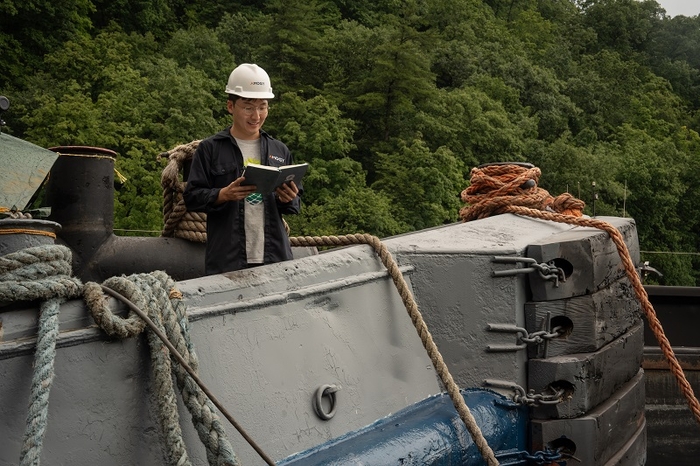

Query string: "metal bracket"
[[313, 384, 340, 420]]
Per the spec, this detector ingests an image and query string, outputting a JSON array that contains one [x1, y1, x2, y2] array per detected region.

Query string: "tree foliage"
[[2, 0, 700, 284]]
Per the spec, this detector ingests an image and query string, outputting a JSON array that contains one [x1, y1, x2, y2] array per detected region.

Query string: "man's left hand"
[[275, 181, 299, 203]]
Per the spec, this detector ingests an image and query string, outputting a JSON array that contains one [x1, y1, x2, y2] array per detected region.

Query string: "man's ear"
[[226, 99, 234, 115]]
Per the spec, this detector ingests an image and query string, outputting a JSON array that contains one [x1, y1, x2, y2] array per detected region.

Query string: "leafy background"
[[2, 0, 699, 284]]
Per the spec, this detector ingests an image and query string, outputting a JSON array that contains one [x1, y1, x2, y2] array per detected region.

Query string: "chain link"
[[513, 386, 565, 406], [491, 256, 566, 286], [519, 326, 564, 345], [486, 324, 564, 348], [483, 379, 565, 406], [524, 448, 564, 464]]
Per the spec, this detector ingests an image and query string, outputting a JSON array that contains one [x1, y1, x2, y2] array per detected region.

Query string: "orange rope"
[[460, 163, 700, 426], [459, 164, 584, 221], [0, 228, 56, 239]]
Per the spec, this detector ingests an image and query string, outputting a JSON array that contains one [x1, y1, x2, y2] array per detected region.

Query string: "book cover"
[[241, 162, 308, 194]]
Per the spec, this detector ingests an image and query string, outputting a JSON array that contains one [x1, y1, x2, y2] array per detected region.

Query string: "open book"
[[241, 162, 308, 194]]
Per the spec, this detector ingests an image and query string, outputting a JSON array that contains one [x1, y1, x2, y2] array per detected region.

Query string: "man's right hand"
[[216, 176, 257, 204]]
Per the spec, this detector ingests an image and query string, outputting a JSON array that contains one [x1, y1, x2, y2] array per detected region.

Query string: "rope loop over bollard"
[[0, 244, 83, 466], [83, 272, 242, 466], [289, 233, 500, 466]]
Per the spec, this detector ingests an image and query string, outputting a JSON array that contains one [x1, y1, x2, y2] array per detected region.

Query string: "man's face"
[[228, 98, 269, 139]]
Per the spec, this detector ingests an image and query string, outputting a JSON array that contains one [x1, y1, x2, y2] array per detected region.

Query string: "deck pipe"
[[45, 146, 205, 283]]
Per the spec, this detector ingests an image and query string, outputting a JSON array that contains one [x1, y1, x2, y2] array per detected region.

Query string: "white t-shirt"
[[235, 137, 265, 264]]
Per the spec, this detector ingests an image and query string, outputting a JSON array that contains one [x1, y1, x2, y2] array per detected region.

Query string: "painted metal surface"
[[525, 277, 642, 358], [278, 389, 529, 466], [529, 321, 644, 419], [0, 219, 60, 257], [0, 133, 57, 211], [1, 246, 442, 465], [0, 214, 614, 464]]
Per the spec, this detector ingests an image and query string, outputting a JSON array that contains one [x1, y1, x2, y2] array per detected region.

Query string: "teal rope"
[[0, 245, 83, 466], [84, 272, 239, 466], [2, 244, 238, 465], [147, 272, 237, 465], [19, 298, 61, 466]]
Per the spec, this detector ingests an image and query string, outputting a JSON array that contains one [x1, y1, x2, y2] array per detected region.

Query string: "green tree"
[[0, 0, 94, 84], [578, 0, 664, 54], [268, 93, 356, 162], [372, 138, 466, 230], [287, 157, 407, 236], [17, 31, 220, 234]]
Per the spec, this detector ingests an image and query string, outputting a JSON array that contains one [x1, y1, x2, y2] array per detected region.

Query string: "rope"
[[99, 284, 276, 466], [460, 163, 700, 427], [83, 272, 240, 466], [0, 245, 83, 465], [0, 208, 34, 219], [459, 164, 584, 221], [0, 228, 55, 238], [0, 243, 242, 465], [289, 234, 500, 466], [159, 140, 207, 243]]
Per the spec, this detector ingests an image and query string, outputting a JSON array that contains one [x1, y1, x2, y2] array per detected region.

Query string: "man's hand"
[[275, 181, 299, 203], [216, 176, 257, 204]]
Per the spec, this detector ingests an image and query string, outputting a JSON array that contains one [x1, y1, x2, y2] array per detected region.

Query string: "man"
[[184, 63, 301, 275]]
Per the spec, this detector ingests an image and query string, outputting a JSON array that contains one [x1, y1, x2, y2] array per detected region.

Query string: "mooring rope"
[[289, 233, 500, 466], [0, 245, 83, 466], [99, 284, 276, 466], [0, 242, 244, 465], [460, 163, 700, 427], [83, 272, 240, 466], [159, 140, 207, 243]]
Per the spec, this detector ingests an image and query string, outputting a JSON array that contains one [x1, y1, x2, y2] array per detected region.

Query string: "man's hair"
[[228, 95, 258, 103]]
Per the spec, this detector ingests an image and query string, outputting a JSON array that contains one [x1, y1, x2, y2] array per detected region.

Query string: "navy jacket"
[[183, 128, 302, 275]]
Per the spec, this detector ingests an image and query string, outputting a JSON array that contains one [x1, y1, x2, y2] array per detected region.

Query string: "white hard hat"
[[225, 63, 275, 99]]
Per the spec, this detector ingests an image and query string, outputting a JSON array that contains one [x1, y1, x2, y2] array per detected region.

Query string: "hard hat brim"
[[227, 90, 275, 99]]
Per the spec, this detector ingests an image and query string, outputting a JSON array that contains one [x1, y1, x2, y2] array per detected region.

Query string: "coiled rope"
[[1, 242, 242, 465], [83, 271, 239, 466], [460, 163, 584, 220], [0, 206, 34, 219], [159, 140, 207, 243], [289, 233, 500, 466], [0, 245, 83, 466], [459, 163, 700, 427]]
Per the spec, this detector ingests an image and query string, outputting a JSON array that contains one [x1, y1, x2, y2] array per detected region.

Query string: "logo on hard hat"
[[251, 81, 265, 85]]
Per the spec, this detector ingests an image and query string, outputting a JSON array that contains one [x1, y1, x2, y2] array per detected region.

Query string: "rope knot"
[[459, 163, 584, 221]]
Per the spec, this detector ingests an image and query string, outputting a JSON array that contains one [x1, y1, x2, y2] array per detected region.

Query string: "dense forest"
[[1, 0, 699, 285]]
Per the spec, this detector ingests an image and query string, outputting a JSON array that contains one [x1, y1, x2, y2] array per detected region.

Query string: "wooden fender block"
[[529, 321, 643, 419], [603, 420, 646, 466], [526, 216, 640, 301], [531, 369, 645, 466], [525, 277, 642, 358]]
